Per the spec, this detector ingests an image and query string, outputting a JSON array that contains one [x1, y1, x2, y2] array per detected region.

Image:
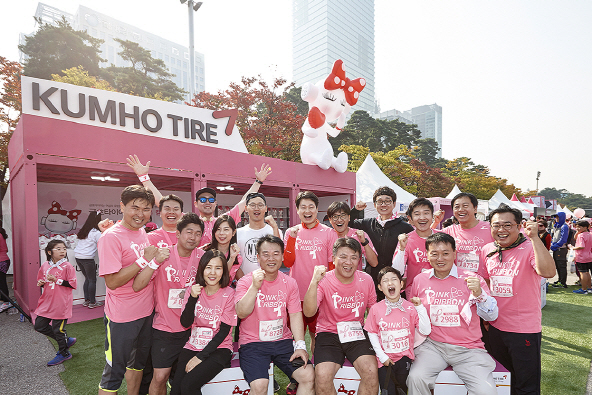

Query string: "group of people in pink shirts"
[[32, 154, 562, 395]]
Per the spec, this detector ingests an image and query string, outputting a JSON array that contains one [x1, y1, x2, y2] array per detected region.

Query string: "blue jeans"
[[76, 258, 97, 303]]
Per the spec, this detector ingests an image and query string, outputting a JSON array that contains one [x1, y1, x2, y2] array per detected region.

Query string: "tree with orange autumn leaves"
[[0, 56, 23, 193]]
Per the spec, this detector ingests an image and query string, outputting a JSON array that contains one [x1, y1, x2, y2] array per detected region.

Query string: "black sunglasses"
[[198, 197, 216, 203]]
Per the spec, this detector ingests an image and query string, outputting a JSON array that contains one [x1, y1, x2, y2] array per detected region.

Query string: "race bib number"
[[430, 304, 461, 327], [259, 318, 283, 341], [380, 329, 410, 354], [167, 288, 184, 309], [337, 321, 365, 343], [188, 327, 213, 350], [490, 276, 514, 297], [457, 251, 479, 272]]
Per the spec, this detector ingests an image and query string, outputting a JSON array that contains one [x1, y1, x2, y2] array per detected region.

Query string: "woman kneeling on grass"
[[171, 250, 237, 395]]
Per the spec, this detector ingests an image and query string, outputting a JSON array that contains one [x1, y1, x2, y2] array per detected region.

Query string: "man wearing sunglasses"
[[127, 155, 271, 247]]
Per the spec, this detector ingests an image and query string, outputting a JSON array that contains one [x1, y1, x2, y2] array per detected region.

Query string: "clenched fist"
[[252, 269, 265, 289], [398, 233, 409, 251], [190, 284, 203, 298], [155, 247, 171, 264], [312, 265, 327, 284], [465, 276, 482, 298]]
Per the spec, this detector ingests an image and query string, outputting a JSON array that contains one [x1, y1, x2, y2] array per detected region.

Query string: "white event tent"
[[488, 189, 530, 218], [446, 185, 462, 199]]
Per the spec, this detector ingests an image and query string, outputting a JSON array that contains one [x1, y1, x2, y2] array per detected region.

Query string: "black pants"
[[34, 315, 69, 355], [170, 348, 231, 395], [76, 258, 97, 303], [378, 356, 411, 394], [0, 271, 9, 302], [489, 325, 541, 395], [553, 248, 567, 284]]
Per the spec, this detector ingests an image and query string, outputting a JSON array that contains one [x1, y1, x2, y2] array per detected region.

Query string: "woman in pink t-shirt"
[[201, 215, 242, 283], [171, 250, 237, 395], [34, 240, 78, 366]]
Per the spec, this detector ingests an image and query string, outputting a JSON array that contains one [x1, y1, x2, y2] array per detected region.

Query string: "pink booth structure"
[[9, 77, 355, 322]]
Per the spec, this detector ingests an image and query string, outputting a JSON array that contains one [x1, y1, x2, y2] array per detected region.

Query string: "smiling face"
[[378, 272, 402, 302], [297, 198, 319, 227], [334, 246, 360, 282], [160, 199, 183, 229], [246, 197, 267, 223], [427, 242, 456, 279], [195, 192, 217, 217], [214, 221, 236, 247], [329, 210, 350, 235], [452, 196, 477, 226], [257, 241, 283, 275], [120, 198, 153, 230], [176, 223, 203, 254], [409, 204, 433, 232], [203, 257, 224, 287], [491, 212, 521, 248], [374, 194, 395, 218]]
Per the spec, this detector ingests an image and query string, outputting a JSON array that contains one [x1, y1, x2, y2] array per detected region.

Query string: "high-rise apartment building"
[[292, 0, 375, 115], [22, 3, 205, 101]]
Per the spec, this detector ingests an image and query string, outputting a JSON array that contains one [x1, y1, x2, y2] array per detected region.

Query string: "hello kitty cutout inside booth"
[[300, 59, 366, 173]]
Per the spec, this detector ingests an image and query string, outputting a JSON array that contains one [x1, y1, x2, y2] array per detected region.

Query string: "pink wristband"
[[138, 174, 150, 182]]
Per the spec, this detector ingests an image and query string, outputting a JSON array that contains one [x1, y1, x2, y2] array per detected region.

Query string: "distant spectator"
[[0, 226, 10, 305], [551, 212, 570, 288], [74, 211, 103, 309], [538, 220, 551, 250]]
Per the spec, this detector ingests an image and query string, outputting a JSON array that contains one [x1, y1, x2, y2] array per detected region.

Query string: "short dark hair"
[[159, 194, 184, 212], [406, 198, 434, 217], [425, 232, 456, 252], [327, 201, 351, 218], [373, 186, 397, 203], [177, 212, 204, 233], [377, 266, 402, 284], [121, 185, 155, 207], [44, 239, 67, 261], [246, 193, 267, 205], [256, 234, 284, 254], [332, 237, 362, 257], [451, 192, 478, 209], [577, 220, 590, 228], [195, 250, 230, 288], [489, 203, 522, 224], [295, 191, 319, 208]]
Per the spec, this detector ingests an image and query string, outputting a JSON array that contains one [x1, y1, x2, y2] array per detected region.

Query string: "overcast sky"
[[2, 0, 591, 197]]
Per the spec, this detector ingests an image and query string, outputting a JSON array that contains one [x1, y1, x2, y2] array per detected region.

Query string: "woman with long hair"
[[74, 211, 103, 308], [201, 215, 242, 281]]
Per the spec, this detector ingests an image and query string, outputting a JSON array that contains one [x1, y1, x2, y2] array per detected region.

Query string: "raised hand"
[[252, 269, 265, 289], [465, 276, 482, 298], [255, 163, 272, 183], [126, 154, 150, 177], [398, 233, 409, 251]]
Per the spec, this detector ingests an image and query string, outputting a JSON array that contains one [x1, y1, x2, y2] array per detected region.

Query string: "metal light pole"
[[536, 171, 541, 191], [180, 0, 203, 101]]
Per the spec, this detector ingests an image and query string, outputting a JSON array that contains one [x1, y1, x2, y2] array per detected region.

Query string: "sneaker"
[[286, 382, 299, 395], [573, 288, 587, 294], [88, 301, 104, 309], [551, 280, 560, 285], [47, 352, 72, 366], [67, 337, 77, 348], [82, 300, 90, 307], [551, 282, 568, 289], [273, 379, 280, 393], [0, 302, 11, 313]]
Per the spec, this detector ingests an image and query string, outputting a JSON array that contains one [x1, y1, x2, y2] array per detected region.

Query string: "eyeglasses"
[[375, 199, 393, 206], [491, 223, 517, 231], [247, 203, 266, 209], [331, 214, 348, 221], [198, 197, 216, 203]]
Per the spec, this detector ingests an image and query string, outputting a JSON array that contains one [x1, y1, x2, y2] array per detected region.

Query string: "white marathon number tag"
[[188, 327, 213, 350], [457, 251, 479, 272], [167, 288, 184, 309], [337, 321, 365, 343], [380, 329, 410, 354], [259, 318, 283, 341], [430, 304, 461, 327], [490, 276, 514, 297]]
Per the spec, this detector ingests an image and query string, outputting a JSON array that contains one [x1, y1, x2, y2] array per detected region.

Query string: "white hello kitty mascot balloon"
[[300, 59, 366, 173]]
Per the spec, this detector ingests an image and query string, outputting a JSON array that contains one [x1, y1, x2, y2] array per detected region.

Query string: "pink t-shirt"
[[481, 240, 543, 333], [364, 299, 419, 363], [0, 236, 9, 262], [328, 228, 377, 271], [199, 205, 241, 247], [35, 260, 77, 320], [399, 230, 440, 290], [153, 247, 205, 333], [98, 223, 154, 323], [315, 270, 377, 333], [575, 232, 592, 263], [182, 286, 237, 352], [147, 228, 178, 248], [284, 223, 333, 300], [235, 271, 302, 347], [409, 268, 491, 349], [444, 221, 493, 277]]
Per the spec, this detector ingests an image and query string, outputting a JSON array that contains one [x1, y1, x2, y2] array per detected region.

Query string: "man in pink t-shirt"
[[481, 204, 556, 395], [235, 234, 315, 395], [326, 201, 377, 271], [127, 154, 272, 247], [571, 220, 592, 294], [407, 232, 499, 395], [303, 237, 379, 395], [433, 193, 494, 277], [132, 212, 205, 395], [97, 185, 171, 395]]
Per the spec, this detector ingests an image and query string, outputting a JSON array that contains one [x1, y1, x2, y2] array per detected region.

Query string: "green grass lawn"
[[56, 287, 591, 395]]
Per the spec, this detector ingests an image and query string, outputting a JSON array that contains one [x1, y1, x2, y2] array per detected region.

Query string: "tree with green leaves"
[[414, 138, 440, 167], [284, 86, 309, 117], [101, 39, 185, 102], [19, 17, 104, 81]]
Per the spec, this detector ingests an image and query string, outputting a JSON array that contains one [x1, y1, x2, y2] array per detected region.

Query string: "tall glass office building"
[[292, 0, 375, 115]]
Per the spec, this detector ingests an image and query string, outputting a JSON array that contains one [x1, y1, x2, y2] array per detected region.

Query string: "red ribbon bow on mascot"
[[324, 59, 366, 106], [48, 201, 81, 221]]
